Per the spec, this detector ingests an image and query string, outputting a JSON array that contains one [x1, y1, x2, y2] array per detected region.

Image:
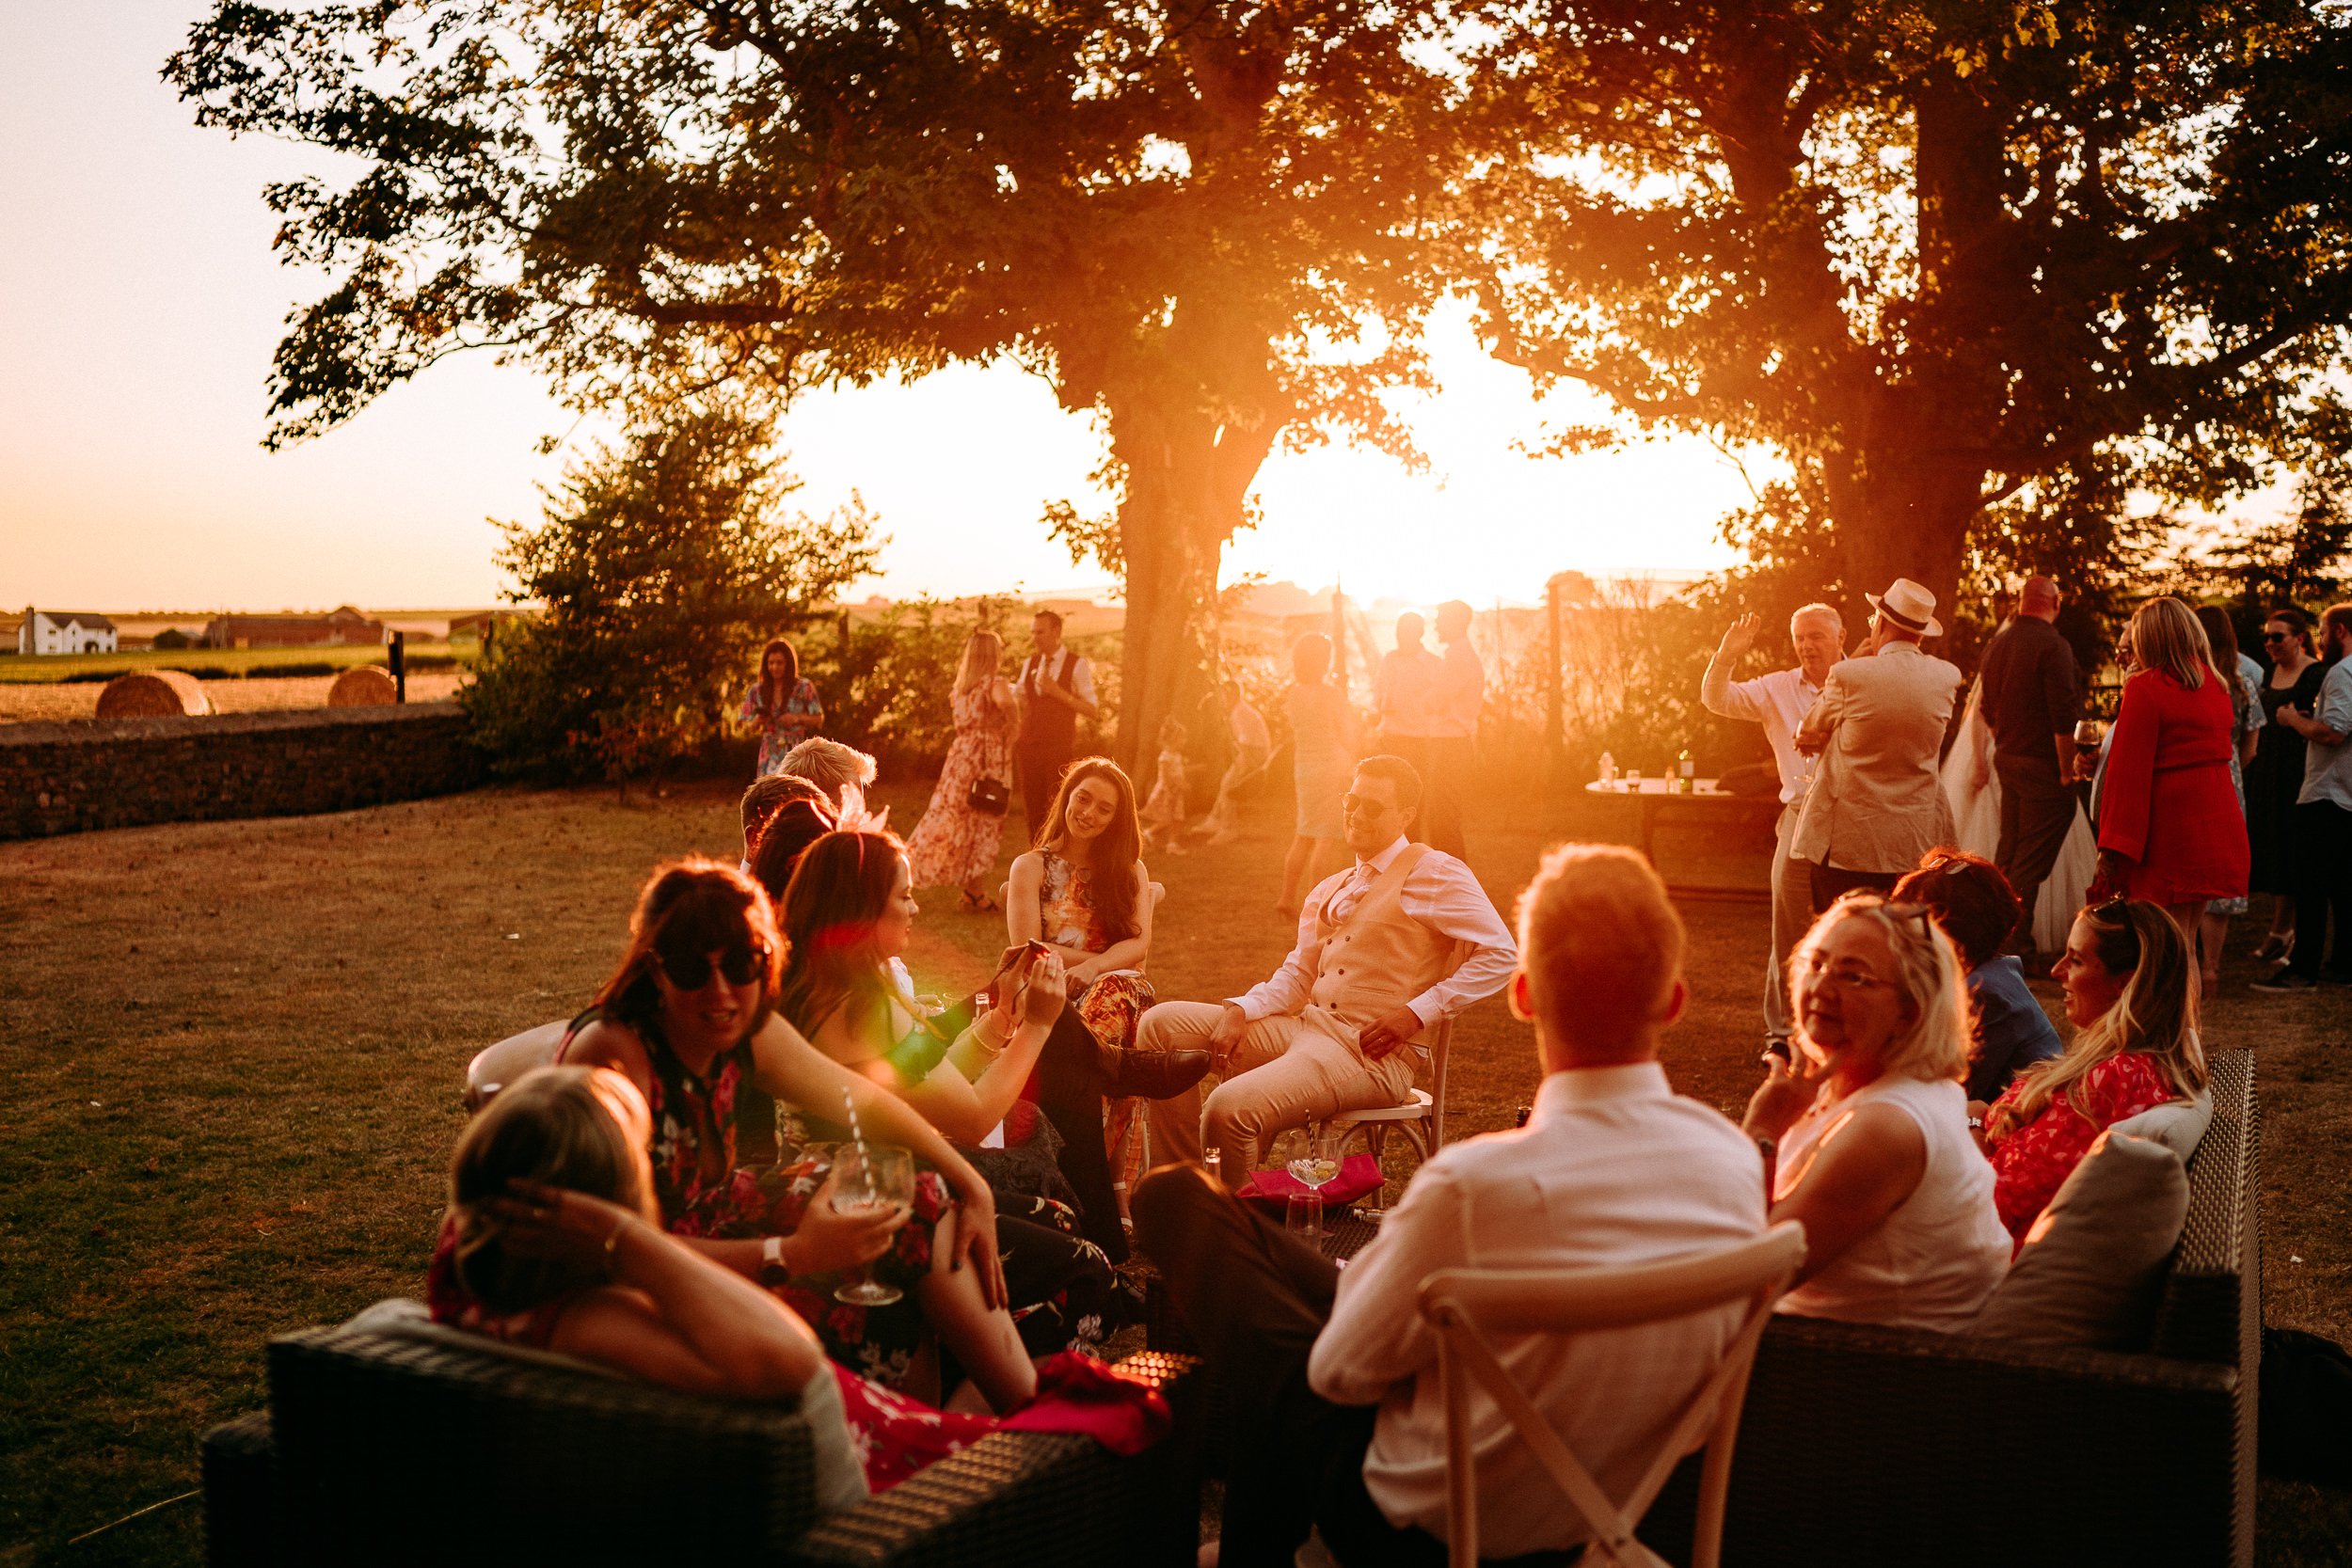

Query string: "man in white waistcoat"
[[1133, 754, 1518, 1176]]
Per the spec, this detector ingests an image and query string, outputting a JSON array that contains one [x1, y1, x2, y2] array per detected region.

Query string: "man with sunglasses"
[[1791, 578, 1963, 911], [1130, 754, 1517, 1176]]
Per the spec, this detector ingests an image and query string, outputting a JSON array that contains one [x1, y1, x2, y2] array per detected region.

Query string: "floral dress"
[[741, 677, 825, 776], [1036, 851, 1159, 1193], [1983, 1051, 2177, 1250], [907, 681, 1014, 889]]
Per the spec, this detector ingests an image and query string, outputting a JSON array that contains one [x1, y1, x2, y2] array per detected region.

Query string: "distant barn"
[[17, 608, 119, 655], [200, 605, 385, 650]]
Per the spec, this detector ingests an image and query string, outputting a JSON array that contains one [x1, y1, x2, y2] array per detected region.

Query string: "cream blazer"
[[1790, 641, 1963, 874]]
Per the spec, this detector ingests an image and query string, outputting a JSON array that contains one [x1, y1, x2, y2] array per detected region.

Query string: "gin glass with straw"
[[829, 1142, 914, 1307]]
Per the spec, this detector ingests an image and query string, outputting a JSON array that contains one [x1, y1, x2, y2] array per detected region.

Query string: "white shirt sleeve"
[[1308, 1159, 1461, 1404], [1232, 894, 1329, 1020], [1398, 854, 1518, 1026], [1699, 646, 1769, 721], [1069, 654, 1097, 706]]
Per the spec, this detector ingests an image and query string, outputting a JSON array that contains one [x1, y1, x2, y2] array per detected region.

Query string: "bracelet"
[[760, 1233, 788, 1281]]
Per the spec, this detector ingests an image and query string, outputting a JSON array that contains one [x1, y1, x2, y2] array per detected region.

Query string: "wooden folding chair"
[[1416, 1221, 1806, 1568]]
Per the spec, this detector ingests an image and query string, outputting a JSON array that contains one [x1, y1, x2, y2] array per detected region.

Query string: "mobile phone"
[[995, 940, 1052, 974]]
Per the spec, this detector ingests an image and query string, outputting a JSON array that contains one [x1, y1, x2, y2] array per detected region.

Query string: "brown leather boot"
[[1098, 1044, 1211, 1101]]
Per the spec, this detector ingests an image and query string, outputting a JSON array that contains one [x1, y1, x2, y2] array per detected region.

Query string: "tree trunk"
[[1105, 406, 1229, 772], [1822, 439, 1981, 626]]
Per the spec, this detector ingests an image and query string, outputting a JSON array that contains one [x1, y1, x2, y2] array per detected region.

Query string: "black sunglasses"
[[657, 942, 768, 990], [2262, 630, 2290, 643]]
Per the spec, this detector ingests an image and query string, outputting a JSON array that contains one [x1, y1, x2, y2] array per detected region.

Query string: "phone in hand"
[[993, 939, 1052, 974]]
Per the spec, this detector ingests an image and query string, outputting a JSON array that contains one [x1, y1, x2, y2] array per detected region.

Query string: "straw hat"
[[1866, 578, 1945, 638]]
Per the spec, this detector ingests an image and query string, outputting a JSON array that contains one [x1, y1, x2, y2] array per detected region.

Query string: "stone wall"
[[0, 703, 484, 840]]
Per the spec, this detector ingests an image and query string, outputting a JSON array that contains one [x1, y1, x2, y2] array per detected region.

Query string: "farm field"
[[0, 641, 469, 684], [1, 776, 2346, 1561], [0, 672, 468, 726]]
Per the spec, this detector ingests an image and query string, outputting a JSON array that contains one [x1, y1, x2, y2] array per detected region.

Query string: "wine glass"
[[830, 1143, 914, 1307], [1281, 1124, 1341, 1194]]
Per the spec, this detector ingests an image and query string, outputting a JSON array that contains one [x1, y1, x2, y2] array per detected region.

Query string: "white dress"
[[1941, 680, 2097, 952]]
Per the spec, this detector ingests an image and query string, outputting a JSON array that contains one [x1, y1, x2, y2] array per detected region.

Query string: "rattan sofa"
[[1643, 1047, 2260, 1567], [202, 1321, 1201, 1568]]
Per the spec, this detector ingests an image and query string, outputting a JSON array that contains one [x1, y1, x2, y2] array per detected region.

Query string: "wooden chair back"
[[1416, 1221, 1806, 1568]]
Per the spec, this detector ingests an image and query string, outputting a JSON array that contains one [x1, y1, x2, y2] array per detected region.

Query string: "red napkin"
[[1233, 1151, 1384, 1210], [998, 1352, 1173, 1455]]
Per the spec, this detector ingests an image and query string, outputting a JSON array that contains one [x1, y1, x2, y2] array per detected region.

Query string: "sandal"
[[2254, 932, 2293, 965], [958, 890, 1001, 913]]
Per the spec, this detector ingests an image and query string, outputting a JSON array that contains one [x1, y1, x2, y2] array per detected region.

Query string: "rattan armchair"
[[202, 1322, 1200, 1568]]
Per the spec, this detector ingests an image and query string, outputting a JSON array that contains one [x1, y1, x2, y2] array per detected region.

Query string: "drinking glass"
[[830, 1143, 914, 1307], [1285, 1191, 1325, 1239], [1623, 768, 1644, 791], [1280, 1125, 1341, 1194]]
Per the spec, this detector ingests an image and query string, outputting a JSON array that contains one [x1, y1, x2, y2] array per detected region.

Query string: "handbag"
[[967, 774, 1011, 816]]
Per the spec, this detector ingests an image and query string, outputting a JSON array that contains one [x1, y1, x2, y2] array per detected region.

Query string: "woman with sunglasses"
[[558, 860, 1041, 1412], [2246, 608, 2325, 966], [1741, 895, 2011, 1331], [778, 830, 1120, 1359], [1979, 898, 2205, 1248]]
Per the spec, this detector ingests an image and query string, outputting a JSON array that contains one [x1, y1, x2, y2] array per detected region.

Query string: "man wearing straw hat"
[[1791, 578, 1963, 911]]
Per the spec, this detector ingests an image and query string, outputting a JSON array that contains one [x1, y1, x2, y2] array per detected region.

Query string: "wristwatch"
[[759, 1234, 789, 1282]]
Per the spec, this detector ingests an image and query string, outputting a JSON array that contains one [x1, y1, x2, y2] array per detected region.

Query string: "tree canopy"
[[169, 0, 1464, 765], [1464, 0, 2352, 615]]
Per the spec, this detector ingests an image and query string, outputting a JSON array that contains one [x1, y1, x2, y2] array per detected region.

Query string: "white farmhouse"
[[18, 608, 119, 655]]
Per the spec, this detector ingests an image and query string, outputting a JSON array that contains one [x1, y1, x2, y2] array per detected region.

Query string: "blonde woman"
[[906, 630, 1018, 911], [1979, 899, 2205, 1247], [2091, 596, 2250, 940], [1741, 895, 2011, 1331]]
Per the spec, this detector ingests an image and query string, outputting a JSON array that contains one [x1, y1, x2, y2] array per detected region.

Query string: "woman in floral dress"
[[740, 639, 825, 777], [906, 631, 1016, 911], [555, 858, 1043, 1409], [1979, 897, 2206, 1249], [1008, 760, 1162, 1208]]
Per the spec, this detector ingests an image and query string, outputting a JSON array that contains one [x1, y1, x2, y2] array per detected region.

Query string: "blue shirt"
[[1964, 957, 2062, 1104], [2299, 659, 2352, 811]]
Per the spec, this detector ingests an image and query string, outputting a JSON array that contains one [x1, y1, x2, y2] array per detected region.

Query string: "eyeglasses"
[[657, 942, 768, 990], [2261, 631, 2290, 643], [1800, 953, 1892, 991], [1340, 793, 1389, 817]]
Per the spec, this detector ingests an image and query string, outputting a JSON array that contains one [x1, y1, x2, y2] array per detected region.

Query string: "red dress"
[[2096, 667, 2249, 904], [1983, 1052, 2176, 1248]]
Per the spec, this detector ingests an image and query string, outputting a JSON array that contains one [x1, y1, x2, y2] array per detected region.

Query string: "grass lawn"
[[3, 774, 2348, 1562], [0, 642, 468, 684]]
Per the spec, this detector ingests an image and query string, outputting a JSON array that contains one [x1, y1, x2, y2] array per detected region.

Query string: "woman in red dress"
[[1979, 897, 2206, 1248], [2092, 596, 2251, 940]]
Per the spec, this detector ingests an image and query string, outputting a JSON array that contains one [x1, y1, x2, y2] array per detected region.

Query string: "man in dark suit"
[[1977, 575, 2083, 951]]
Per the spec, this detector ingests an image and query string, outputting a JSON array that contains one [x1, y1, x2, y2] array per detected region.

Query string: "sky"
[[0, 0, 1760, 615]]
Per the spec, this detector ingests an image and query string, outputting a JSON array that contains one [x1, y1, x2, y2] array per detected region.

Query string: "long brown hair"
[[772, 831, 904, 1042], [1989, 899, 2205, 1137], [448, 1066, 652, 1312], [756, 637, 801, 713], [589, 859, 785, 1044], [2195, 605, 2248, 717], [1041, 757, 1143, 941]]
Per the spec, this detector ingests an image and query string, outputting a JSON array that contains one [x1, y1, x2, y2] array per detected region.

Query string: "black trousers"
[[1994, 754, 2076, 941], [2287, 800, 2352, 980], [1016, 740, 1074, 847], [1133, 1166, 1450, 1567], [1808, 861, 1899, 913]]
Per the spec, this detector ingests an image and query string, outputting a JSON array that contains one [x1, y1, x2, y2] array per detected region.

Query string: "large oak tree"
[[170, 0, 1458, 764], [1465, 0, 2352, 614]]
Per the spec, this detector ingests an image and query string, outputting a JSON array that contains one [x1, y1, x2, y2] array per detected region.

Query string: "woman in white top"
[[1742, 894, 2010, 1331]]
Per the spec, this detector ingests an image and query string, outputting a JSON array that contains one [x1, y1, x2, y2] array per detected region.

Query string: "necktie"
[[1327, 861, 1375, 927]]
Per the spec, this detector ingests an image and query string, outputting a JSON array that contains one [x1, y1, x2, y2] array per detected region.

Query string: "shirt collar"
[[1356, 834, 1410, 874], [1529, 1060, 1671, 1123]]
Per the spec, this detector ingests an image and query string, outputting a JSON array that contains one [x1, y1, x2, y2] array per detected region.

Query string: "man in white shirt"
[[1374, 610, 1441, 749], [1418, 599, 1483, 858], [1700, 602, 1846, 1053], [1133, 754, 1517, 1173], [1133, 843, 1767, 1566], [1012, 608, 1099, 846]]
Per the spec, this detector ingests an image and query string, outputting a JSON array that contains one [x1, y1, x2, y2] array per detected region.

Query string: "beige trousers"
[[1133, 1000, 1421, 1175]]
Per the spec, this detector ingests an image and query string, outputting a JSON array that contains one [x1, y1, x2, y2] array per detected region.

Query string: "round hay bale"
[[96, 670, 213, 719], [327, 665, 398, 706]]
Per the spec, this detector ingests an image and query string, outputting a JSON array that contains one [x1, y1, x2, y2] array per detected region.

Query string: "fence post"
[[390, 629, 406, 705], [1330, 586, 1349, 696], [837, 609, 852, 662]]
